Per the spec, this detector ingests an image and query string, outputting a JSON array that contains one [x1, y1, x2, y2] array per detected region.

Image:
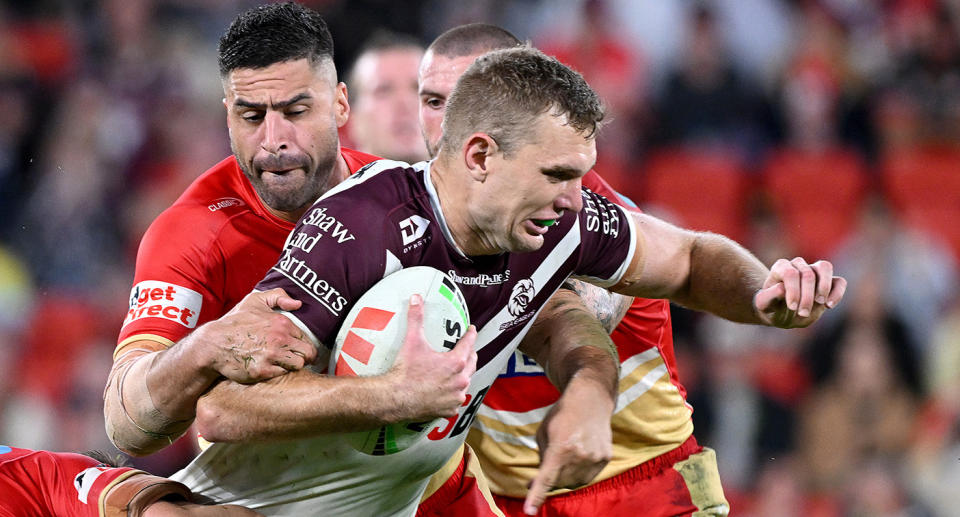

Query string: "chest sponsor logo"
[[208, 197, 245, 212], [301, 207, 356, 244], [447, 269, 510, 287], [399, 215, 431, 247], [500, 278, 537, 331], [274, 249, 348, 315], [581, 189, 622, 237], [74, 466, 110, 504], [123, 281, 202, 329]]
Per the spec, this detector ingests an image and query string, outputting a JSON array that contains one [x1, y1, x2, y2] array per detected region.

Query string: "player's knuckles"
[[267, 311, 298, 330], [771, 258, 792, 272], [812, 259, 834, 276], [780, 266, 800, 283]]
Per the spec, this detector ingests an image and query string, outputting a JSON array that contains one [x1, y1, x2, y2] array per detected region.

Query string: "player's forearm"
[[104, 338, 221, 455], [521, 289, 620, 397], [675, 232, 769, 324], [194, 369, 409, 442]]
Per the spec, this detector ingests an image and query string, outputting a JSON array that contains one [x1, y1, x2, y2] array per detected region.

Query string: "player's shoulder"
[[147, 157, 256, 236], [320, 159, 427, 208], [341, 147, 382, 171], [286, 160, 428, 256], [174, 157, 253, 214]]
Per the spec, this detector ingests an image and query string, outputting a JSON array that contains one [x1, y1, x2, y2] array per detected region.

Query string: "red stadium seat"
[[640, 147, 751, 243], [761, 147, 869, 259], [881, 146, 960, 262]]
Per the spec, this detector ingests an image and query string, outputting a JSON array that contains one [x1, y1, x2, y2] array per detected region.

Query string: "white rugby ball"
[[331, 266, 470, 455]]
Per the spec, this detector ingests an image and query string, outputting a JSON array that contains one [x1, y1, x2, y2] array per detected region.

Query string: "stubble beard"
[[233, 146, 339, 214]]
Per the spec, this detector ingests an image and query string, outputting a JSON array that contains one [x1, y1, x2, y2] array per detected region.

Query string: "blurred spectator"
[[536, 0, 647, 191], [843, 457, 935, 517], [344, 30, 428, 163], [798, 300, 921, 498], [881, 1, 960, 148], [650, 3, 773, 163], [741, 456, 841, 517], [831, 194, 958, 352], [908, 291, 960, 517]]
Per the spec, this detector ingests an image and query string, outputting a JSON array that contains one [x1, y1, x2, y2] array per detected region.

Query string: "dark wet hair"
[[218, 2, 335, 77]]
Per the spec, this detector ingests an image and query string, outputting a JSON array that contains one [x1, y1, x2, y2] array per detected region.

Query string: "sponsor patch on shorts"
[[123, 281, 202, 329]]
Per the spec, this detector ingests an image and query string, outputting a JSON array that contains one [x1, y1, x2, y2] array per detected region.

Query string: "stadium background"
[[0, 0, 959, 515]]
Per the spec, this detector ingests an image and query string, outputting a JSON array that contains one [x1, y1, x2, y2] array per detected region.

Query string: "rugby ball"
[[331, 266, 470, 455]]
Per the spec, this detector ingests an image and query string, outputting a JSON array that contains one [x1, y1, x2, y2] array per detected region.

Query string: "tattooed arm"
[[561, 279, 633, 335]]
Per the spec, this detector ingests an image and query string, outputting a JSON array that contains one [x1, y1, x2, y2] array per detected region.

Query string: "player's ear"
[[463, 133, 498, 183], [335, 82, 350, 128]]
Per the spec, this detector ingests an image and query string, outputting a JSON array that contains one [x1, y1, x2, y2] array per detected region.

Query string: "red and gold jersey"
[[466, 170, 695, 498], [116, 150, 379, 355], [0, 446, 163, 517]]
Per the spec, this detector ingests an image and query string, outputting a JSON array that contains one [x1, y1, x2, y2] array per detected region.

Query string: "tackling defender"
[[0, 446, 261, 516], [105, 4, 502, 515]]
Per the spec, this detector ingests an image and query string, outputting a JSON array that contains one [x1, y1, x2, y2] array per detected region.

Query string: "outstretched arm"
[[517, 287, 621, 515], [104, 289, 317, 456], [194, 295, 478, 443], [611, 212, 846, 328]]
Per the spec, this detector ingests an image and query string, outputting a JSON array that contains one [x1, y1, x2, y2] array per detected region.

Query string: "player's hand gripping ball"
[[331, 266, 470, 455]]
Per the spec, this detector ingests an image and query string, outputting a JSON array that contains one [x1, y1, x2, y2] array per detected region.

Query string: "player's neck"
[[429, 159, 498, 257]]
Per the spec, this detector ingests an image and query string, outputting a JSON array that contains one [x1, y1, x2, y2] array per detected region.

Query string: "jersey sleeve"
[[116, 206, 227, 353], [256, 194, 388, 349], [101, 472, 191, 517], [5, 449, 146, 517], [573, 187, 637, 288]]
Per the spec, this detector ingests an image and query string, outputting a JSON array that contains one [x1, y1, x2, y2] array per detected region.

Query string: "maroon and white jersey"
[[171, 160, 637, 516]]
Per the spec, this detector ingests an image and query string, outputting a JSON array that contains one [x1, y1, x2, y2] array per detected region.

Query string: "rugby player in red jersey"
[[104, 4, 498, 516], [0, 445, 261, 516]]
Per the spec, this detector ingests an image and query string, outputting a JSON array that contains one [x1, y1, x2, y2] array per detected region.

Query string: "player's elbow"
[[103, 392, 168, 457], [194, 399, 239, 443], [105, 419, 167, 457]]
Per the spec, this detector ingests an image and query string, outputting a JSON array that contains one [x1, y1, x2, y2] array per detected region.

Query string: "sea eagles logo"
[[508, 279, 536, 317]]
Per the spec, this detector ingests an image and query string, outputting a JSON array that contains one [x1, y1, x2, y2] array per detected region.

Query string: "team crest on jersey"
[[507, 279, 535, 317], [124, 281, 202, 329], [499, 278, 537, 331]]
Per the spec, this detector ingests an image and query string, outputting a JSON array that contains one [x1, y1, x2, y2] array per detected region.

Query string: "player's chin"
[[509, 232, 545, 253], [261, 184, 314, 213]]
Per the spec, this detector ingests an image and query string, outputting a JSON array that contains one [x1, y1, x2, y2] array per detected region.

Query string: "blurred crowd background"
[[1, 0, 959, 515]]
